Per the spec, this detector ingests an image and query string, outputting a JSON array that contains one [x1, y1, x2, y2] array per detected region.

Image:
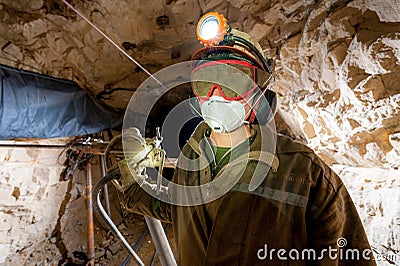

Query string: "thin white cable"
[[60, 0, 166, 90]]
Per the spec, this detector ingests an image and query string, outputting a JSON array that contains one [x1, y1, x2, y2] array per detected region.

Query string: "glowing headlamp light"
[[196, 12, 228, 47], [195, 12, 275, 76]]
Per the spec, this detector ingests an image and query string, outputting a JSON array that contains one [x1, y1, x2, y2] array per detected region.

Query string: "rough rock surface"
[[332, 165, 400, 265], [277, 0, 400, 168], [0, 0, 399, 167], [0, 0, 399, 264], [0, 140, 68, 264]]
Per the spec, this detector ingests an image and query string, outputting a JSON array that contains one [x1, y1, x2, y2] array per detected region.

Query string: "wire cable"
[[60, 0, 167, 90]]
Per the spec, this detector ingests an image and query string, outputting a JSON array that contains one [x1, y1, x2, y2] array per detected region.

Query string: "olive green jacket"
[[121, 123, 375, 265]]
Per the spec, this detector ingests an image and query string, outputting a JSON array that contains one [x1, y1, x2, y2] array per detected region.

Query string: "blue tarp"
[[0, 64, 122, 139]]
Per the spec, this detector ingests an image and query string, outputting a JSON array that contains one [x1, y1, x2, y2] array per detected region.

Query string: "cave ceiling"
[[0, 0, 399, 168]]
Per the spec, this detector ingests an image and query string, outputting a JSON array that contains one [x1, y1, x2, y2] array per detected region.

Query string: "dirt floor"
[[25, 214, 173, 266]]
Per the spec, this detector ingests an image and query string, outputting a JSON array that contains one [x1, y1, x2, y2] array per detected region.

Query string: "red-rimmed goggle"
[[191, 60, 272, 101]]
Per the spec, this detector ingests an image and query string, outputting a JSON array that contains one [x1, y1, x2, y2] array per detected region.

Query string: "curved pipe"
[[93, 168, 145, 266], [144, 216, 177, 266], [93, 169, 177, 266]]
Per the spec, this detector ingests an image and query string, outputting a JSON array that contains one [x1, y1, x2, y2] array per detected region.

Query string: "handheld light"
[[196, 12, 228, 47]]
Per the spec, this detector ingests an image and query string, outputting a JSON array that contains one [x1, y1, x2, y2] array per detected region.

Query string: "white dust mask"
[[200, 96, 248, 133]]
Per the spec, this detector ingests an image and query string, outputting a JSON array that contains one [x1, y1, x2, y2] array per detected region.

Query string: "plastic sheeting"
[[0, 64, 122, 139]]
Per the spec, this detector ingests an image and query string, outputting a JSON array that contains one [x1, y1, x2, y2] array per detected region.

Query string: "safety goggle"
[[191, 60, 272, 101]]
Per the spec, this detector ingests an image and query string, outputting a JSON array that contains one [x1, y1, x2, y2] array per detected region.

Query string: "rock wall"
[[0, 140, 69, 264], [0, 0, 398, 167], [332, 165, 400, 264], [276, 0, 400, 168]]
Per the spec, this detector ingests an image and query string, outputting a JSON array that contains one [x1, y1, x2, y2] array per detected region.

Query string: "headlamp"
[[195, 12, 274, 76], [196, 12, 228, 47]]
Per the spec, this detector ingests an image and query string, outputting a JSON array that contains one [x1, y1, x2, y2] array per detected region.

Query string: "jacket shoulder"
[[276, 134, 314, 154], [275, 134, 343, 193]]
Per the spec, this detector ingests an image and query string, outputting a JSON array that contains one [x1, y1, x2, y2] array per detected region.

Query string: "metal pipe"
[[150, 250, 158, 266], [99, 155, 112, 218], [0, 144, 66, 148], [96, 189, 145, 266], [144, 217, 177, 266], [121, 228, 149, 266], [86, 162, 95, 265]]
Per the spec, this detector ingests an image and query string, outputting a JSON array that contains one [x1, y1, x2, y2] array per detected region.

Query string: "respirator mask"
[[191, 60, 269, 133]]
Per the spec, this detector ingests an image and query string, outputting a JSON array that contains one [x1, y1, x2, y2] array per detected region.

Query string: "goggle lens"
[[193, 82, 241, 98], [191, 60, 270, 100]]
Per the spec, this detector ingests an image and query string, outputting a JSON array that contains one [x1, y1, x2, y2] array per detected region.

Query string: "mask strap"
[[242, 71, 274, 113], [190, 91, 269, 126], [243, 89, 260, 120], [247, 83, 274, 123], [189, 97, 202, 117]]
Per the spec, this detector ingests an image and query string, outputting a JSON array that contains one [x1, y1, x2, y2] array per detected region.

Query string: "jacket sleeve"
[[118, 159, 172, 223], [306, 165, 376, 265]]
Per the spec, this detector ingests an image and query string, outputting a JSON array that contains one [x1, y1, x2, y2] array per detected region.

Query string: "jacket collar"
[[187, 122, 279, 172]]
